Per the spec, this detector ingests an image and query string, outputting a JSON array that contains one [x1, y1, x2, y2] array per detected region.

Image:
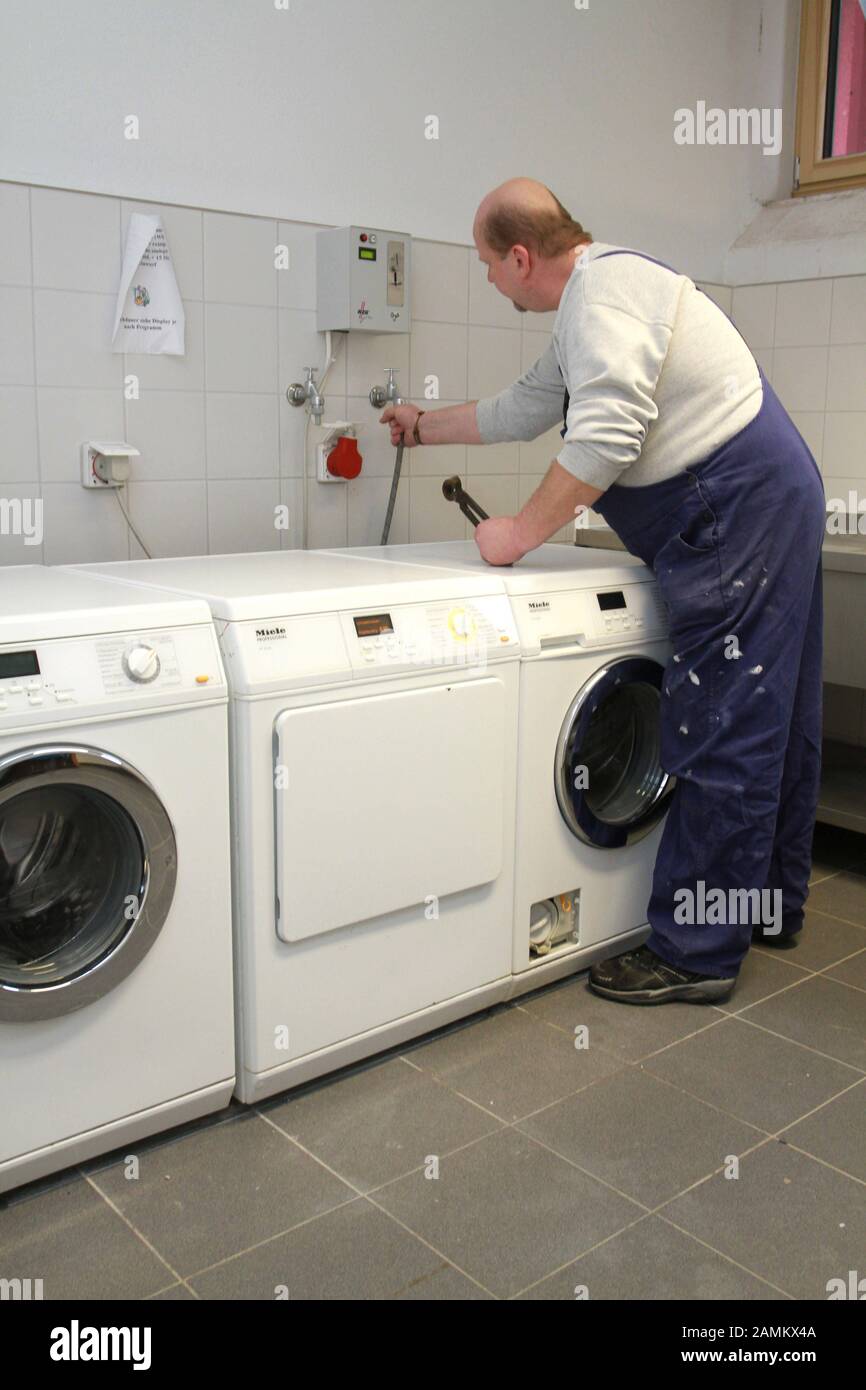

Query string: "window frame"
[[795, 0, 866, 195]]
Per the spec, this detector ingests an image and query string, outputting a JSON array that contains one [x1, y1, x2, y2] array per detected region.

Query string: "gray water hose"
[[380, 437, 405, 546]]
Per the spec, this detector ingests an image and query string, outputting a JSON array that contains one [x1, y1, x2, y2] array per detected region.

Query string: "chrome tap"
[[369, 368, 404, 411], [287, 367, 325, 424]]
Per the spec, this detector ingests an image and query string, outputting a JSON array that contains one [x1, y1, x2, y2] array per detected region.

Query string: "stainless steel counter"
[[822, 533, 866, 575], [575, 526, 866, 573]]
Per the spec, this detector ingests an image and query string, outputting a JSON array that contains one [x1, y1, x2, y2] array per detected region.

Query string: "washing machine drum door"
[[0, 745, 177, 1021], [555, 656, 675, 848]]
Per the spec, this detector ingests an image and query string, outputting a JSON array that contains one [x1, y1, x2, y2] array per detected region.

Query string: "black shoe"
[[751, 928, 799, 949], [588, 944, 737, 1005]]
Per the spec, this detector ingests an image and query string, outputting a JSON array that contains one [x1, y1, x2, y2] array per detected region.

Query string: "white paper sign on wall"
[[112, 214, 185, 355]]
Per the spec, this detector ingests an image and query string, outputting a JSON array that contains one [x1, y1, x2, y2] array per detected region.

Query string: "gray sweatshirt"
[[475, 240, 762, 492]]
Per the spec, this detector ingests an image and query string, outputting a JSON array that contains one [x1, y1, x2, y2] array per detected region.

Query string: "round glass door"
[[554, 657, 675, 848], [0, 746, 177, 1021]]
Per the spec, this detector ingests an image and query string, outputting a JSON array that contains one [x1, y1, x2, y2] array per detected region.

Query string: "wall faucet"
[[369, 368, 404, 411], [287, 367, 325, 424]]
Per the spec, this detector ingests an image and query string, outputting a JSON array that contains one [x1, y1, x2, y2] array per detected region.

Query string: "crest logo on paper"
[[133, 285, 150, 307]]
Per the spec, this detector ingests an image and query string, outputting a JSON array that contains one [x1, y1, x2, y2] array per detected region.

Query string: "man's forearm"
[[514, 461, 604, 551], [417, 402, 483, 446]]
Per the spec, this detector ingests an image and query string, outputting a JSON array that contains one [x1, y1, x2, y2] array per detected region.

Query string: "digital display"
[[353, 613, 394, 637], [0, 649, 40, 679], [597, 591, 626, 612], [358, 247, 377, 261]]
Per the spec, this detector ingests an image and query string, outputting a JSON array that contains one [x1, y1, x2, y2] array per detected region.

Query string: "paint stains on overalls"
[[563, 250, 826, 977]]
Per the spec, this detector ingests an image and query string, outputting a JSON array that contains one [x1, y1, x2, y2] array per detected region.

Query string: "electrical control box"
[[316, 226, 411, 333]]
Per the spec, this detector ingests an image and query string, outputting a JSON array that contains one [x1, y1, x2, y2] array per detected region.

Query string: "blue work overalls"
[[562, 250, 826, 978]]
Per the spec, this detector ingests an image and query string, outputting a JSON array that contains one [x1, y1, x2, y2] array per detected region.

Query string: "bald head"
[[473, 178, 591, 261], [475, 178, 560, 237], [472, 177, 592, 314]]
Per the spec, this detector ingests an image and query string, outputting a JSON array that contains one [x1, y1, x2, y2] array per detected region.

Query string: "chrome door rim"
[[0, 745, 177, 1021], [554, 657, 675, 848]]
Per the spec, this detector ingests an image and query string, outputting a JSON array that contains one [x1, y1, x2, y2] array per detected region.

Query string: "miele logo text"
[[255, 627, 286, 639], [528, 601, 550, 611]]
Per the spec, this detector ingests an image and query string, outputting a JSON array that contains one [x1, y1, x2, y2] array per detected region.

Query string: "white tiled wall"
[[730, 277, 866, 746], [730, 276, 866, 501], [2, 180, 863, 572], [0, 181, 574, 566]]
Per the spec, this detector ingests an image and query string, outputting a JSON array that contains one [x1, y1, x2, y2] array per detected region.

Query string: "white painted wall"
[[0, 0, 797, 281], [747, 0, 802, 208]]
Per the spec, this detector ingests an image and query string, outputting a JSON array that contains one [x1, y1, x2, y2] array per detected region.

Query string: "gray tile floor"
[[3, 824, 865, 1300]]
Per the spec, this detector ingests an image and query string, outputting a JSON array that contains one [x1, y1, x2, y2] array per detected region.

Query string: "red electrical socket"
[[325, 435, 362, 481]]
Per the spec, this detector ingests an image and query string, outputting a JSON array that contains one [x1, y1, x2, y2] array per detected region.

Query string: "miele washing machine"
[[0, 567, 235, 1193], [69, 552, 522, 1102], [321, 541, 675, 990]]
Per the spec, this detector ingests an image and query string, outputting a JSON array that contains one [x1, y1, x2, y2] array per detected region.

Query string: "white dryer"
[[69, 553, 521, 1102], [0, 567, 234, 1194], [322, 542, 675, 990]]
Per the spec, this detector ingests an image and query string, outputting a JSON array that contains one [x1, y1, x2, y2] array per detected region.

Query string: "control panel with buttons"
[[344, 596, 519, 675], [220, 596, 521, 695], [511, 580, 668, 654], [0, 626, 226, 725]]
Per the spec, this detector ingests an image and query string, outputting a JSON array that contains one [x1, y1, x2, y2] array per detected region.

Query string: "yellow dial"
[[447, 607, 476, 641]]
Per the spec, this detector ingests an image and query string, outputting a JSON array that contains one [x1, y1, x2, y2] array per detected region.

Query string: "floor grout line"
[[494, 1126, 793, 1247], [775, 1137, 866, 1188], [647, 1134, 778, 1209], [620, 1064, 775, 1134], [723, 1008, 866, 1074], [265, 1101, 667, 1298], [368, 1026, 866, 1205], [718, 970, 836, 1017], [817, 955, 866, 990], [252, 1104, 500, 1298], [801, 902, 866, 932], [650, 1213, 796, 1300], [359, 1192, 498, 1299], [175, 1194, 365, 1285], [505, 1212, 655, 1299], [650, 1005, 866, 1077], [81, 1172, 197, 1298], [411, 995, 866, 1193], [516, 997, 731, 1062], [509, 1206, 795, 1301]]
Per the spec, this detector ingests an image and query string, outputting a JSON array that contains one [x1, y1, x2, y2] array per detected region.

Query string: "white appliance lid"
[[0, 565, 213, 645], [67, 551, 508, 620], [319, 540, 651, 594]]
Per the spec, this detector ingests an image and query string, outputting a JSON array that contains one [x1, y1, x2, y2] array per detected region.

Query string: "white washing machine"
[[0, 567, 235, 1193], [322, 542, 675, 990], [69, 553, 521, 1102]]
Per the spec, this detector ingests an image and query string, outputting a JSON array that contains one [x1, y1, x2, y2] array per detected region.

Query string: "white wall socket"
[[81, 441, 139, 489]]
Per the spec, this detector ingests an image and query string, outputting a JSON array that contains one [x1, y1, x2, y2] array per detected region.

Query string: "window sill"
[[725, 187, 866, 284]]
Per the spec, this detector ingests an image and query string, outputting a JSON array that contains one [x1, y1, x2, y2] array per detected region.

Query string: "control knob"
[[123, 643, 161, 684]]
